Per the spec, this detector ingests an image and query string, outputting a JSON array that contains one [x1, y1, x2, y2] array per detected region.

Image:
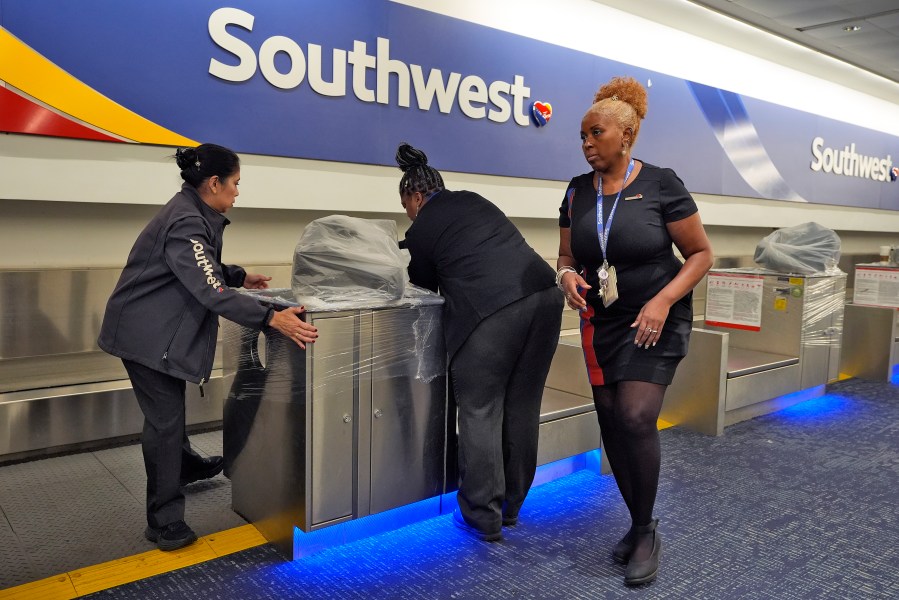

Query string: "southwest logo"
[[189, 239, 224, 291], [208, 8, 535, 126], [530, 101, 552, 127]]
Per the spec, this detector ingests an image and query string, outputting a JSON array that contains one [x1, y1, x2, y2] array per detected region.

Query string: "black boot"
[[612, 525, 635, 564], [624, 518, 661, 586]]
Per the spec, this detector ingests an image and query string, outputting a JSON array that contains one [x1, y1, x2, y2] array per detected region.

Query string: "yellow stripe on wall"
[[0, 27, 198, 147]]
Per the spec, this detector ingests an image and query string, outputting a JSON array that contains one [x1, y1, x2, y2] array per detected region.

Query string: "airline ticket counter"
[[662, 269, 846, 436], [839, 264, 899, 383]]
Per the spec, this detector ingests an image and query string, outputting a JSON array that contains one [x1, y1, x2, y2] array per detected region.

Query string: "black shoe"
[[502, 515, 519, 527], [453, 510, 502, 542], [612, 525, 635, 564], [144, 520, 198, 552], [180, 455, 224, 487], [624, 519, 661, 586]]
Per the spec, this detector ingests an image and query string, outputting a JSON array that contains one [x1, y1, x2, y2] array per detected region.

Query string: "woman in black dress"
[[556, 77, 713, 585], [397, 143, 563, 543]]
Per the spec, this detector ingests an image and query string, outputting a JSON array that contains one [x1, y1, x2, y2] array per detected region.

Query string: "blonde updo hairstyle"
[[590, 76, 648, 148]]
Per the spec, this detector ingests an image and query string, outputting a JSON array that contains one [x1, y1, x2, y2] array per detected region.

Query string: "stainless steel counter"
[[839, 303, 899, 382], [223, 294, 449, 558]]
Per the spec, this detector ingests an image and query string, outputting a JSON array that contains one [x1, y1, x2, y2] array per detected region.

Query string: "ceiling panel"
[[689, 0, 899, 84], [804, 24, 891, 42], [842, 1, 899, 16]]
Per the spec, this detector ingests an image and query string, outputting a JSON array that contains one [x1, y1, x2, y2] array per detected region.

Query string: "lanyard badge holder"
[[596, 159, 633, 308], [598, 262, 618, 307]]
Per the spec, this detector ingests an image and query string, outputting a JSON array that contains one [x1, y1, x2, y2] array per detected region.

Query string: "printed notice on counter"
[[853, 267, 899, 308], [705, 273, 764, 331]]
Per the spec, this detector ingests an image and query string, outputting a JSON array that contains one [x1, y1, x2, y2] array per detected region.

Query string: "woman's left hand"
[[631, 297, 671, 349], [243, 273, 272, 289]]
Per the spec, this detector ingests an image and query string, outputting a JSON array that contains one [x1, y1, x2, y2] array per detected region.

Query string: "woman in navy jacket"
[[99, 143, 317, 551], [396, 143, 563, 542]]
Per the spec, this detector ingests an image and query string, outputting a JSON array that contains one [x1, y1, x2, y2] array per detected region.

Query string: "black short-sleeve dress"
[[559, 161, 698, 386]]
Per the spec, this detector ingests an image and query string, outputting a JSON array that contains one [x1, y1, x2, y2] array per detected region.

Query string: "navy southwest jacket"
[[98, 183, 273, 384]]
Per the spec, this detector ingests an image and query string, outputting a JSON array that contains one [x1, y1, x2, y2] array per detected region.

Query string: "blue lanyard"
[[596, 158, 634, 262]]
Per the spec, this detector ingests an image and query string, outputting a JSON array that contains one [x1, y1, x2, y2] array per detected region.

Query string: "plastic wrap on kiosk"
[[713, 268, 846, 348], [799, 274, 846, 348], [222, 214, 446, 408], [754, 222, 842, 276], [749, 222, 845, 348], [223, 286, 446, 395], [291, 215, 417, 312]]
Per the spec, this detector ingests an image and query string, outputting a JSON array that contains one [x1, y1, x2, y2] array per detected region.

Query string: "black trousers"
[[122, 359, 207, 529], [451, 286, 563, 533]]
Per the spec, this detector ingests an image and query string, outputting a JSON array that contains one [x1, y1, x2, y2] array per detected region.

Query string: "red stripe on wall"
[[0, 86, 122, 142], [703, 320, 761, 332]]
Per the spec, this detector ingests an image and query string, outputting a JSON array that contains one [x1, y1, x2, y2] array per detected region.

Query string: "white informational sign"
[[705, 272, 764, 331], [853, 266, 899, 308]]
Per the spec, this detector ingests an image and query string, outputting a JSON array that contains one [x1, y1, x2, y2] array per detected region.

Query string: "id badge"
[[601, 265, 618, 307]]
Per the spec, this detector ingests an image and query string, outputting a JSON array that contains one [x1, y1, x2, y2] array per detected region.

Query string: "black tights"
[[593, 381, 666, 528]]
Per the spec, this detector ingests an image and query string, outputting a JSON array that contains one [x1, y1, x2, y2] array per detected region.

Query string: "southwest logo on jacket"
[[190, 239, 224, 292]]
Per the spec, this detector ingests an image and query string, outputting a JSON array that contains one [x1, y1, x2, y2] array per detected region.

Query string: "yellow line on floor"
[[0, 525, 266, 599]]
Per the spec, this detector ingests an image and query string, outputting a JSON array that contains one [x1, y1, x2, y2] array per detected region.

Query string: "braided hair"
[[396, 143, 445, 196], [174, 143, 240, 188]]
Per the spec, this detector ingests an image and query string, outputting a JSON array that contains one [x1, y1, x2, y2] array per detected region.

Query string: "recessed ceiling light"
[[843, 25, 861, 32]]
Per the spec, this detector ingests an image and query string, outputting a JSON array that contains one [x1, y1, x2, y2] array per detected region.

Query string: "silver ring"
[[649, 329, 658, 333]]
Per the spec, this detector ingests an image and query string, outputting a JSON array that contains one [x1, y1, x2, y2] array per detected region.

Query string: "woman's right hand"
[[560, 271, 590, 312], [268, 306, 318, 349]]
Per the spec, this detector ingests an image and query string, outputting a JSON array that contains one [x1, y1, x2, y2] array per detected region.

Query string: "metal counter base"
[[663, 328, 830, 435], [287, 447, 603, 560], [839, 303, 899, 383], [224, 303, 449, 560], [224, 308, 603, 561]]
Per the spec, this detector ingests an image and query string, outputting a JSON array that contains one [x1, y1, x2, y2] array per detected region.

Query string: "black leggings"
[[593, 380, 667, 527]]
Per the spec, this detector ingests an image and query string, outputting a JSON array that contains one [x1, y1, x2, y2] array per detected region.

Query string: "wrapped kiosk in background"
[[691, 224, 847, 432]]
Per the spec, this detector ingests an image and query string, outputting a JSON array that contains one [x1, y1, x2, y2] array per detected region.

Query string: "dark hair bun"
[[172, 143, 240, 188], [395, 143, 429, 173], [175, 148, 199, 171]]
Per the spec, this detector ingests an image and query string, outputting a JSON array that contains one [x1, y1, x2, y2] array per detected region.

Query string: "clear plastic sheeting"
[[711, 268, 846, 348], [231, 288, 446, 388], [799, 273, 846, 348], [754, 222, 842, 275], [222, 295, 449, 541], [292, 215, 414, 311]]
